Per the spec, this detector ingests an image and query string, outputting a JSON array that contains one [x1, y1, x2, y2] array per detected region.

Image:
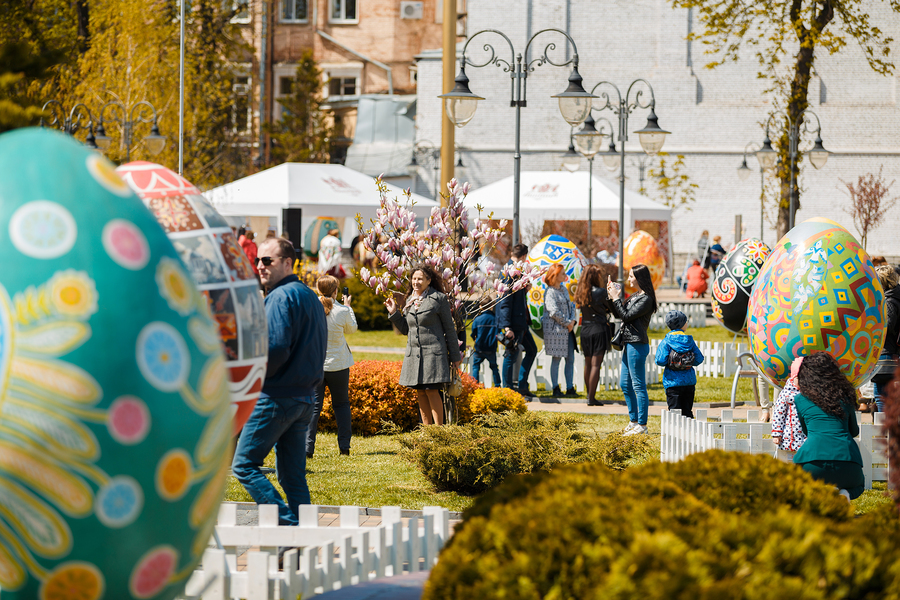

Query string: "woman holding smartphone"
[[306, 275, 357, 457], [607, 265, 658, 435]]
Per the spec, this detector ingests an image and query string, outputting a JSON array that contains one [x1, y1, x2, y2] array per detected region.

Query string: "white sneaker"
[[625, 425, 648, 436], [838, 489, 851, 502], [623, 422, 638, 434]]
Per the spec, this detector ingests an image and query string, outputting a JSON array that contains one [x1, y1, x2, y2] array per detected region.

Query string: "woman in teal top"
[[793, 352, 865, 499]]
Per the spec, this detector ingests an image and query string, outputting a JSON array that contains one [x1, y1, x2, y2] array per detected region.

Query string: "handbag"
[[447, 368, 464, 397], [871, 355, 899, 385], [610, 324, 625, 352]]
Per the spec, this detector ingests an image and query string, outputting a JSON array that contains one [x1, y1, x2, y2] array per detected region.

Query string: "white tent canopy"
[[463, 171, 671, 234], [205, 163, 438, 246]]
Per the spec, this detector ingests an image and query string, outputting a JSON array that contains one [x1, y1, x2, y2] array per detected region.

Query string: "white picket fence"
[[660, 409, 890, 489], [177, 504, 450, 600], [649, 302, 708, 331], [469, 340, 757, 393]]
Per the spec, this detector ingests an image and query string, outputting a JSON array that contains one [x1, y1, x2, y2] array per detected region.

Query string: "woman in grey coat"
[[385, 265, 461, 425], [542, 264, 578, 397]]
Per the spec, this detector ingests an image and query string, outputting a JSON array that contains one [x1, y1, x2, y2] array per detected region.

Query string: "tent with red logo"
[[462, 170, 671, 229], [205, 163, 438, 248]]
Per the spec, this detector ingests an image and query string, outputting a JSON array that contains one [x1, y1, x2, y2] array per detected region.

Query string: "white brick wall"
[[415, 0, 900, 257]]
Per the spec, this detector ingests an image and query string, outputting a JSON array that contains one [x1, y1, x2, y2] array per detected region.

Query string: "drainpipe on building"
[[257, 0, 268, 167]]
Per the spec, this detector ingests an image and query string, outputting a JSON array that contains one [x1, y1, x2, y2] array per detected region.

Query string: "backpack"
[[668, 348, 695, 371]]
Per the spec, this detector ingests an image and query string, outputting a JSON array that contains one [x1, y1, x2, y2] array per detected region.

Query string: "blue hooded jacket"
[[471, 309, 499, 353], [654, 330, 704, 388]]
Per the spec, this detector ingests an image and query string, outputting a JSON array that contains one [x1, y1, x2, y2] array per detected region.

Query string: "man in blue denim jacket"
[[232, 237, 326, 526]]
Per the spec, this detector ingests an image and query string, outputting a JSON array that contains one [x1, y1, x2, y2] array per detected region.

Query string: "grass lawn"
[[348, 324, 742, 353], [532, 374, 770, 404], [225, 412, 892, 516], [225, 413, 651, 513]]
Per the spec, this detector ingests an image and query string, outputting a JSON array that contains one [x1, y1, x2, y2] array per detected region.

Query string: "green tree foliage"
[[672, 0, 900, 237], [649, 152, 699, 211], [1, 0, 250, 188], [0, 0, 81, 132], [265, 50, 332, 165]]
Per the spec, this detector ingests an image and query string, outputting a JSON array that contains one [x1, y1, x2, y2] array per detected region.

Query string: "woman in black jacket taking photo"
[[575, 264, 615, 406], [607, 264, 658, 435]]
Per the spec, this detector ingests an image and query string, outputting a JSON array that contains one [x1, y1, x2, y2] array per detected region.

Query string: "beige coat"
[[389, 288, 461, 387]]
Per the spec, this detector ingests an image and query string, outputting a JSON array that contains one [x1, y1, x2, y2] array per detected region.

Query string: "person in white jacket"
[[306, 275, 357, 457]]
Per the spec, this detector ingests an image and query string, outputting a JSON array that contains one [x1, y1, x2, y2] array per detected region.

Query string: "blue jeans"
[[550, 334, 575, 390], [502, 329, 538, 390], [232, 395, 315, 526], [874, 381, 886, 413], [620, 343, 650, 425], [472, 349, 501, 386]]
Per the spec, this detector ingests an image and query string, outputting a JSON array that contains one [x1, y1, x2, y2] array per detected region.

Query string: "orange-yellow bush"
[[316, 361, 481, 435], [468, 387, 527, 416]]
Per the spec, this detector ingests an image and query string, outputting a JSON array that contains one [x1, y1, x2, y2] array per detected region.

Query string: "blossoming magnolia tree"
[[354, 177, 545, 330]]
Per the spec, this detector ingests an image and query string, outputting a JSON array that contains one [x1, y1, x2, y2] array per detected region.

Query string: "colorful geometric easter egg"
[[0, 129, 231, 599], [117, 162, 267, 435], [526, 235, 588, 337], [712, 238, 772, 334], [747, 218, 885, 387], [622, 230, 665, 293]]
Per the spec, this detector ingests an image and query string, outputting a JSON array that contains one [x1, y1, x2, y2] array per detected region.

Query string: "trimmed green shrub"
[[424, 450, 900, 600], [316, 360, 480, 435], [345, 270, 392, 330], [397, 412, 656, 494]]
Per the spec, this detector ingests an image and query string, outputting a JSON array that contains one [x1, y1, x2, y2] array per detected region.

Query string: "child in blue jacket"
[[470, 298, 502, 386], [654, 310, 704, 418]]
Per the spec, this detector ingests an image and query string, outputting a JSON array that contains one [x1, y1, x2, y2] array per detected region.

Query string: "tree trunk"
[[776, 1, 833, 239], [74, 0, 90, 53]]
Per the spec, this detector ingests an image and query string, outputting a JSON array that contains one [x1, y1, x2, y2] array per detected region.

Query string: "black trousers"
[[665, 385, 695, 418]]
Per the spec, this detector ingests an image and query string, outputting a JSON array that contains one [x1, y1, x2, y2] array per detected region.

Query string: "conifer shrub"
[[424, 450, 900, 600], [467, 387, 527, 417], [397, 412, 656, 494], [316, 361, 480, 435]]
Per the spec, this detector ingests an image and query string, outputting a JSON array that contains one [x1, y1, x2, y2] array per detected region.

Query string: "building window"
[[225, 0, 250, 23], [279, 76, 294, 96], [329, 0, 358, 23], [281, 0, 308, 22], [232, 76, 252, 135], [328, 76, 357, 97]]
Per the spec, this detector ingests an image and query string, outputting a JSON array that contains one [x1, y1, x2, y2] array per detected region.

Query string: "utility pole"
[[440, 0, 456, 207]]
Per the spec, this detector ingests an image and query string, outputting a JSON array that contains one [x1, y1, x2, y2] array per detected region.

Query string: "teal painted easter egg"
[[747, 218, 885, 387], [526, 235, 588, 337], [0, 129, 231, 599]]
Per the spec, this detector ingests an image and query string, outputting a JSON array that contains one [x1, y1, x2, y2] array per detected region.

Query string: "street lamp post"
[[737, 142, 766, 242], [754, 110, 829, 231], [438, 28, 596, 245], [40, 101, 101, 149], [96, 100, 168, 162], [582, 80, 670, 283], [573, 114, 613, 256]]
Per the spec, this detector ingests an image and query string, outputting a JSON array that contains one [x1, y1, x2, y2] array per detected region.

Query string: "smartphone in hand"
[[343, 286, 349, 297]]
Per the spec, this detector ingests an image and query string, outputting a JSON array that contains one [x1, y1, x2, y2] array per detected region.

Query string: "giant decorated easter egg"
[[0, 129, 231, 599], [622, 230, 665, 293], [526, 234, 588, 337], [712, 238, 772, 334], [747, 218, 885, 387], [117, 162, 266, 435]]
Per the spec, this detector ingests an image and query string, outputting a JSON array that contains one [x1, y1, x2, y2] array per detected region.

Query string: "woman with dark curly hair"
[[793, 352, 864, 500], [575, 263, 614, 406], [385, 264, 461, 425]]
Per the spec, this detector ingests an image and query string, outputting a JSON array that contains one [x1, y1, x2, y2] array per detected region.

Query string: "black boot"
[[565, 388, 578, 397], [552, 386, 563, 397]]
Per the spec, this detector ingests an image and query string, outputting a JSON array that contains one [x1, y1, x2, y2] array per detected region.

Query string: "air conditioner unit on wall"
[[400, 1, 423, 19]]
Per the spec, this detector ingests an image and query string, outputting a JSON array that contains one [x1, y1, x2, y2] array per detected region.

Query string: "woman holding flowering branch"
[[385, 265, 461, 425]]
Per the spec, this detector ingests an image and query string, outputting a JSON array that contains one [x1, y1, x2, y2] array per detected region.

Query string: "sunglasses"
[[256, 256, 282, 266]]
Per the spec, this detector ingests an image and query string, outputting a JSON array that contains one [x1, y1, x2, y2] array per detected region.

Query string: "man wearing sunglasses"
[[232, 237, 327, 531]]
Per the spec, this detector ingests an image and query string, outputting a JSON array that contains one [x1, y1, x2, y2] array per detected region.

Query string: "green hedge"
[[424, 450, 900, 600], [397, 412, 656, 494]]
